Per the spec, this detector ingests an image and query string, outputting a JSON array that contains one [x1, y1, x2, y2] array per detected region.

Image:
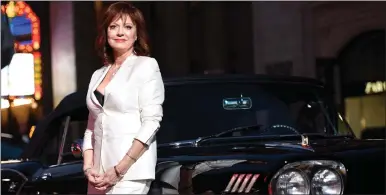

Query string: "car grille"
[[192, 172, 268, 194], [223, 173, 261, 193]]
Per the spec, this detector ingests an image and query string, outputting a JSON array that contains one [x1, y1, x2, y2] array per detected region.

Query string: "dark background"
[[1, 1, 385, 140]]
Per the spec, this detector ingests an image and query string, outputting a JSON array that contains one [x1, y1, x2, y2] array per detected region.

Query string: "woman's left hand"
[[94, 167, 121, 191]]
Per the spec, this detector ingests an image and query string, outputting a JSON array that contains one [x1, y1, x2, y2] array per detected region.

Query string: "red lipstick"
[[114, 39, 126, 43]]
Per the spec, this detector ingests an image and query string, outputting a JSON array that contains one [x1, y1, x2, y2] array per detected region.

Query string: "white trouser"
[[87, 180, 152, 194]]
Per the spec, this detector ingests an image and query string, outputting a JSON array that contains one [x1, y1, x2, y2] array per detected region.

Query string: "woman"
[[82, 2, 164, 194]]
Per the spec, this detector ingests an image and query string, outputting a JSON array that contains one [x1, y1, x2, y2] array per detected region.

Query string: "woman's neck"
[[113, 49, 134, 65]]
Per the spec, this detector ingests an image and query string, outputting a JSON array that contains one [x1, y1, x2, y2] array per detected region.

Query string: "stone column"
[[202, 2, 227, 73], [50, 1, 76, 107], [251, 2, 315, 78], [153, 2, 189, 77]]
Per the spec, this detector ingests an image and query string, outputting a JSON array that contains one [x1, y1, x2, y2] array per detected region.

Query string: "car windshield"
[[156, 81, 353, 144]]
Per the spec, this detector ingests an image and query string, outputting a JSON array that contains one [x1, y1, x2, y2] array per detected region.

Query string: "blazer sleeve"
[[82, 70, 99, 152], [135, 58, 165, 145], [82, 113, 95, 152]]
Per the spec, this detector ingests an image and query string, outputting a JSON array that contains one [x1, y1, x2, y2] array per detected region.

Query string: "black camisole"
[[94, 90, 104, 106]]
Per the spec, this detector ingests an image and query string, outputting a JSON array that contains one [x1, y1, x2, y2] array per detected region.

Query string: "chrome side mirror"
[[71, 139, 83, 158]]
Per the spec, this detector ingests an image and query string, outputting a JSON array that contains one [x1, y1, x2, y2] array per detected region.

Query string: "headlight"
[[269, 160, 346, 195], [274, 169, 310, 195], [311, 168, 343, 195]]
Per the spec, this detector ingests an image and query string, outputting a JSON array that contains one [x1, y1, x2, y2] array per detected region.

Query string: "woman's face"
[[107, 15, 137, 54]]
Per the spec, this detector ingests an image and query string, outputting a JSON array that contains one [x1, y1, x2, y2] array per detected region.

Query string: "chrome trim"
[[157, 139, 198, 148], [57, 116, 71, 165], [224, 174, 238, 193], [264, 142, 315, 152], [224, 173, 260, 194], [301, 134, 309, 147], [238, 173, 253, 193], [231, 174, 245, 193], [245, 174, 260, 193], [194, 137, 202, 147]]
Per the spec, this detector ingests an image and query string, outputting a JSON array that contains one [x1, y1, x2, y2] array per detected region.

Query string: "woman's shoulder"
[[95, 65, 109, 74], [134, 56, 160, 71], [90, 66, 108, 79]]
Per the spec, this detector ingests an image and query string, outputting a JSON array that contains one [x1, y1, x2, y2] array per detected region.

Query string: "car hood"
[[157, 137, 385, 167], [156, 137, 385, 194]]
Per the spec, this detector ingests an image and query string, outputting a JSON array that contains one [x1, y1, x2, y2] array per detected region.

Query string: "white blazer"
[[82, 55, 165, 181]]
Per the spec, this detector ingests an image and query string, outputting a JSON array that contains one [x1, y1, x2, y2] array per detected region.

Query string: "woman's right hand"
[[85, 168, 104, 186]]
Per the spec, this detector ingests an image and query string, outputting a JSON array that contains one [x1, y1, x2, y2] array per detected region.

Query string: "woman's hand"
[[92, 139, 145, 190], [94, 167, 121, 191], [85, 168, 104, 186]]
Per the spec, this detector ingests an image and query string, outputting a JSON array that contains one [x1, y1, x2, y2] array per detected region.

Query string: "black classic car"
[[1, 75, 385, 195]]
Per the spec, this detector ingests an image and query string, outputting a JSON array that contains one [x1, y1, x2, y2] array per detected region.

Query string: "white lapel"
[[104, 55, 138, 103], [90, 65, 111, 108]]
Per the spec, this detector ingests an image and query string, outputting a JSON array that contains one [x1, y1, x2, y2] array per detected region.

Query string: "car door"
[[33, 116, 87, 194]]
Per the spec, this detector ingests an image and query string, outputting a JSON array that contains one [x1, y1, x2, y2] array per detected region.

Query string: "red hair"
[[95, 2, 150, 65]]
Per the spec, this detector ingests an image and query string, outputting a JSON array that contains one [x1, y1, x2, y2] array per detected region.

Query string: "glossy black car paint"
[[1, 75, 385, 195], [155, 137, 385, 194]]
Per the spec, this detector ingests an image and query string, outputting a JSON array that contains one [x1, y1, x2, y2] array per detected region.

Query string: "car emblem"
[[301, 135, 309, 147]]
